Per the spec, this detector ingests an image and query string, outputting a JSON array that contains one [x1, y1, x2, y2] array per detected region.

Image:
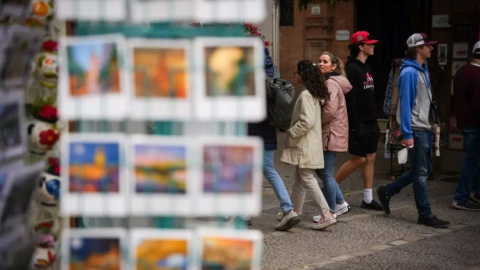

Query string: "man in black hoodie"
[[335, 31, 383, 211]]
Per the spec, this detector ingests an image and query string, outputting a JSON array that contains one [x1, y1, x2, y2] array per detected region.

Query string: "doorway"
[[356, 0, 432, 118]]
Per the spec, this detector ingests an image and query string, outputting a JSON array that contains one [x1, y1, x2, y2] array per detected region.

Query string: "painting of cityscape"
[[67, 41, 121, 96], [136, 238, 188, 270], [69, 237, 121, 270]]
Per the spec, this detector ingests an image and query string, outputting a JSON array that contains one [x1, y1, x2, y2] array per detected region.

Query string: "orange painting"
[[133, 48, 187, 98], [202, 237, 254, 270], [136, 239, 188, 270]]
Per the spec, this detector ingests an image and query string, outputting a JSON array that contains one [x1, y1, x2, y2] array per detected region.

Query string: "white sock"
[[363, 189, 373, 203]]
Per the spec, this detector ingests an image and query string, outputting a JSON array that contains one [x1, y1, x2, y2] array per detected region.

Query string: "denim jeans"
[[386, 130, 433, 217], [454, 127, 480, 203], [315, 151, 345, 210], [263, 150, 294, 212]]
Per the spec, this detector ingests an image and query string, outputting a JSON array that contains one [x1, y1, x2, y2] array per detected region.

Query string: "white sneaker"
[[335, 201, 350, 216], [312, 201, 350, 222], [277, 209, 284, 221], [275, 210, 301, 231], [312, 211, 337, 230]]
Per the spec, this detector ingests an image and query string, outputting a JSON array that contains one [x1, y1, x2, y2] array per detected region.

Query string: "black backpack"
[[266, 77, 295, 129]]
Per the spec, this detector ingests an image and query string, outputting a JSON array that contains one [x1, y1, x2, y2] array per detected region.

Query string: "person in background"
[[451, 41, 480, 211], [281, 59, 336, 230], [377, 33, 449, 228], [247, 47, 301, 231], [312, 52, 353, 223], [334, 31, 383, 211]]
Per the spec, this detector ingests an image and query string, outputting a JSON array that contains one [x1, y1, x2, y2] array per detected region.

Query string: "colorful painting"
[[0, 103, 22, 152], [202, 237, 253, 270], [133, 48, 187, 98], [67, 41, 121, 96], [203, 145, 254, 193], [134, 144, 187, 194], [205, 46, 255, 97], [136, 239, 188, 270], [68, 142, 120, 193], [69, 237, 121, 270]]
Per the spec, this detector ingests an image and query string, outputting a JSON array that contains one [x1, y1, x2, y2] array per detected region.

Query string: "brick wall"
[[279, 0, 355, 88]]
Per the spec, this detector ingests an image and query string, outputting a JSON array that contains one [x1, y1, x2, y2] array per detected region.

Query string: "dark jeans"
[[386, 130, 433, 217], [454, 127, 480, 203]]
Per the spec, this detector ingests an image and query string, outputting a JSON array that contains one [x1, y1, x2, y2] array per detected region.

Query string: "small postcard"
[[129, 0, 194, 23], [58, 35, 130, 120], [62, 228, 126, 270], [60, 133, 128, 216], [0, 161, 44, 233], [0, 90, 27, 160], [0, 25, 45, 88], [55, 0, 126, 21], [129, 135, 193, 216], [128, 39, 192, 120], [196, 228, 263, 270], [193, 37, 266, 121], [193, 137, 263, 216], [194, 0, 266, 23], [130, 229, 192, 270], [0, 0, 32, 17]]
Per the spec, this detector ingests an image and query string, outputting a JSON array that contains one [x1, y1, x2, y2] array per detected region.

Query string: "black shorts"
[[348, 121, 380, 157]]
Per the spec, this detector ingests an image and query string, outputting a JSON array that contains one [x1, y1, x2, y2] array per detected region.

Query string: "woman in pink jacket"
[[313, 52, 353, 222]]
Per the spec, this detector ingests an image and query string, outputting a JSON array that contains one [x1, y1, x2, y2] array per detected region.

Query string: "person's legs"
[[290, 167, 307, 214], [315, 151, 339, 210], [263, 150, 294, 212], [454, 128, 480, 204], [297, 167, 330, 212], [335, 156, 365, 183], [410, 131, 433, 218], [361, 122, 381, 205]]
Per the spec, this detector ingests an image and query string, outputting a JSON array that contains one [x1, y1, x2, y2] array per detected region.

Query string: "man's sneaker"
[[452, 201, 480, 211], [470, 193, 480, 204], [277, 209, 285, 221], [377, 186, 391, 215], [312, 211, 337, 230], [360, 199, 383, 211], [312, 202, 349, 222], [275, 210, 301, 231], [418, 215, 449, 228]]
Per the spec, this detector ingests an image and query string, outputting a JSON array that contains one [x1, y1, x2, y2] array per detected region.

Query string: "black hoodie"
[[344, 56, 377, 127]]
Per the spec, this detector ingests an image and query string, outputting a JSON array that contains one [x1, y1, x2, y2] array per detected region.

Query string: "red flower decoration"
[[264, 41, 270, 46], [47, 157, 60, 175], [42, 40, 58, 52], [39, 130, 59, 147], [38, 105, 58, 122]]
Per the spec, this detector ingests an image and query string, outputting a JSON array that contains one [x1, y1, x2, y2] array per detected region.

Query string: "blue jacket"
[[397, 58, 433, 140]]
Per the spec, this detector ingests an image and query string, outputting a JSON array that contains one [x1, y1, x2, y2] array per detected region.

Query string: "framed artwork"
[[58, 35, 130, 120], [193, 37, 266, 121], [128, 38, 192, 120], [128, 135, 194, 216], [438, 44, 447, 65], [60, 133, 128, 216], [452, 42, 469, 59]]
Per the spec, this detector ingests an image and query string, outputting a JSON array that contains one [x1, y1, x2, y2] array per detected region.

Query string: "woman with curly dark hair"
[[280, 59, 337, 230]]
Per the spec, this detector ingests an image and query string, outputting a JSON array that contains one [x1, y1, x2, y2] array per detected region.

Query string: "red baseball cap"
[[350, 31, 379, 44]]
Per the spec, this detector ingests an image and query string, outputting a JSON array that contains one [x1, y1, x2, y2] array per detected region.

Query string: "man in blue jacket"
[[377, 33, 449, 228]]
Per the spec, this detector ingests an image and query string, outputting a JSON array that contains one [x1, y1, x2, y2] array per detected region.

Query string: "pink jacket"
[[322, 75, 352, 152]]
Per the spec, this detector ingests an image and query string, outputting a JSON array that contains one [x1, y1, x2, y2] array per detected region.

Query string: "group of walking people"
[[250, 30, 480, 232]]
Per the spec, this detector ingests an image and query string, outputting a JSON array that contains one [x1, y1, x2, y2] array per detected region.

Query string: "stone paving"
[[253, 132, 480, 269]]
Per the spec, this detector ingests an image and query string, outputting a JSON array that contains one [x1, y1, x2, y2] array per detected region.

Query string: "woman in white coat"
[[281, 59, 337, 230]]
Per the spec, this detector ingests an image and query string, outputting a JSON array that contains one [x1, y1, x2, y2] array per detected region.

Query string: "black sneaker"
[[470, 193, 480, 204], [418, 215, 449, 228], [377, 186, 391, 215], [360, 199, 384, 211], [452, 201, 480, 211]]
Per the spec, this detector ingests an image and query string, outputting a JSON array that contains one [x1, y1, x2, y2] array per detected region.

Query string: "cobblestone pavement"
[[254, 132, 480, 269]]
